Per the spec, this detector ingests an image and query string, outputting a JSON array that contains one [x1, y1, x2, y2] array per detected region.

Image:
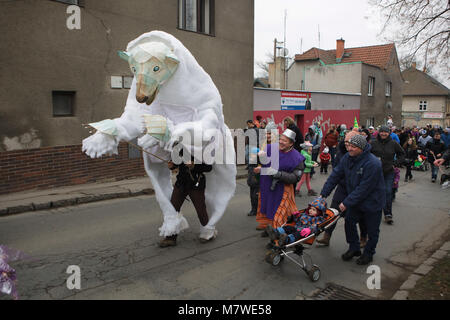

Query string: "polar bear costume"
[[82, 31, 236, 241]]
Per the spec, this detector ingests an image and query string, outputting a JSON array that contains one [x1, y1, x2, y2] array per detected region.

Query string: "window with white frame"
[[385, 81, 392, 97], [368, 76, 375, 96], [366, 117, 375, 127], [178, 0, 214, 35], [419, 100, 427, 111]]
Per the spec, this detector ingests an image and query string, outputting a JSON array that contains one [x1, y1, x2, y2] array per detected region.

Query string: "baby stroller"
[[264, 207, 342, 282], [413, 149, 429, 171]]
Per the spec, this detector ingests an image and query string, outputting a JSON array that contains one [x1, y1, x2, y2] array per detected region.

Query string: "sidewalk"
[[0, 165, 248, 217]]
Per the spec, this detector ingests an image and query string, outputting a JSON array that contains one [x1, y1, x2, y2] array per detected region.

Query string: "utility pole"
[[318, 25, 321, 48], [273, 38, 277, 88]]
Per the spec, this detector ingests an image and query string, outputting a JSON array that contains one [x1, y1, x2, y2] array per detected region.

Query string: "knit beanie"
[[379, 125, 390, 133], [348, 134, 367, 150]]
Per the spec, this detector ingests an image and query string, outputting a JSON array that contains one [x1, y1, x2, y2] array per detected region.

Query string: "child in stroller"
[[265, 197, 327, 246], [264, 197, 342, 282]]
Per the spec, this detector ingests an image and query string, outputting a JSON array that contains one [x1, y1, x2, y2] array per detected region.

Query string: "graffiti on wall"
[[311, 112, 332, 134]]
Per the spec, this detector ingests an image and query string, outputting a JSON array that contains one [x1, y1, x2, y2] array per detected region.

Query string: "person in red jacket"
[[324, 126, 339, 168], [320, 147, 331, 174]]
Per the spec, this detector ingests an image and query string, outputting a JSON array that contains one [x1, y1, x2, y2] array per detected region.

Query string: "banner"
[[280, 91, 311, 110]]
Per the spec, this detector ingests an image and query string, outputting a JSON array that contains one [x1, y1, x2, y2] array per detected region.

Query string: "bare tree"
[[371, 0, 449, 81], [255, 52, 274, 78]]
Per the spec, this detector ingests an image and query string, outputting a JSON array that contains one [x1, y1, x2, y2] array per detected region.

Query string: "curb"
[[0, 188, 155, 217], [391, 241, 450, 300], [0, 174, 248, 217]]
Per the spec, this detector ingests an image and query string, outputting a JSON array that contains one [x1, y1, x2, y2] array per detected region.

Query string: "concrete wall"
[[359, 56, 403, 128], [304, 63, 362, 94], [0, 0, 254, 150], [402, 96, 446, 127], [287, 60, 321, 91]]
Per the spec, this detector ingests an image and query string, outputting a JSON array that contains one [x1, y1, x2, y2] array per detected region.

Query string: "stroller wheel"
[[265, 250, 283, 266], [308, 265, 321, 282]]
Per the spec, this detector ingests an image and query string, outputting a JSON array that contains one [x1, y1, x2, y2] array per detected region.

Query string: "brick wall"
[[0, 143, 146, 195]]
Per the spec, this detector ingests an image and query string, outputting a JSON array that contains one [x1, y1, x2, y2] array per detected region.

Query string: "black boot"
[[159, 234, 177, 248], [341, 249, 361, 261], [356, 254, 373, 265]]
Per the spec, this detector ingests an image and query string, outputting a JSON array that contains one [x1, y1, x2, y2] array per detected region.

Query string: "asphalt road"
[[1, 168, 449, 300]]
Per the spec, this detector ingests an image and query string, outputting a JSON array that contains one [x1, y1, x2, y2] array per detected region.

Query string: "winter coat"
[[301, 150, 314, 173], [305, 131, 321, 150], [324, 132, 338, 148], [403, 144, 418, 165], [370, 135, 405, 176], [291, 210, 325, 234], [173, 163, 212, 191], [321, 143, 386, 213], [442, 133, 450, 148], [319, 152, 331, 164], [425, 139, 446, 163], [418, 135, 432, 148], [331, 140, 348, 204]]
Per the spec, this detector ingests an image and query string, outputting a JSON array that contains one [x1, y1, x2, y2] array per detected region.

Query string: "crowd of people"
[[245, 117, 450, 265]]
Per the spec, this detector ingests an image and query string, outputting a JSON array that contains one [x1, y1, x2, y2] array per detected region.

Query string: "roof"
[[402, 67, 450, 96], [294, 43, 395, 70], [253, 77, 269, 88]]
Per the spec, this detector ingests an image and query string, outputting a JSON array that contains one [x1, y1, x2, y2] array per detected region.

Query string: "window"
[[178, 0, 214, 35], [419, 100, 427, 111], [366, 117, 375, 127], [385, 81, 392, 97], [368, 77, 375, 96], [52, 91, 75, 116]]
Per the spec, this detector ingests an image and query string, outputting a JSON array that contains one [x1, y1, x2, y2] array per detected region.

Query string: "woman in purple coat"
[[255, 129, 305, 233]]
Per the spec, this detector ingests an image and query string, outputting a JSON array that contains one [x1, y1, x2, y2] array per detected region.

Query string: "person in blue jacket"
[[320, 134, 385, 265], [316, 131, 367, 248]]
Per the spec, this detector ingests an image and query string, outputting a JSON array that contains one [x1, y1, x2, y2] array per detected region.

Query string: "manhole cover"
[[313, 283, 374, 300]]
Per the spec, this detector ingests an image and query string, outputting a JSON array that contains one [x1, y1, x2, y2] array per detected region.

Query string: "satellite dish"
[[282, 48, 289, 56]]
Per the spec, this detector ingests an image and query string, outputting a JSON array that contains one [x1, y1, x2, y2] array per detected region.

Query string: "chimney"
[[412, 62, 416, 69], [336, 38, 345, 62]]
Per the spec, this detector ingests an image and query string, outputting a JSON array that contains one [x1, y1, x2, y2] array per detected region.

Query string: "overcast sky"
[[254, 0, 383, 76], [254, 0, 449, 88]]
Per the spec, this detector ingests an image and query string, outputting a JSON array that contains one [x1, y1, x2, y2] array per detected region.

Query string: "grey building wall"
[[359, 53, 403, 127], [0, 0, 254, 150], [287, 60, 321, 90], [305, 63, 362, 95]]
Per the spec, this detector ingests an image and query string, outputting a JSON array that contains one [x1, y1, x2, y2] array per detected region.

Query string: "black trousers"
[[250, 186, 259, 214], [325, 198, 367, 239], [345, 207, 382, 257], [405, 164, 413, 179], [171, 185, 209, 227]]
